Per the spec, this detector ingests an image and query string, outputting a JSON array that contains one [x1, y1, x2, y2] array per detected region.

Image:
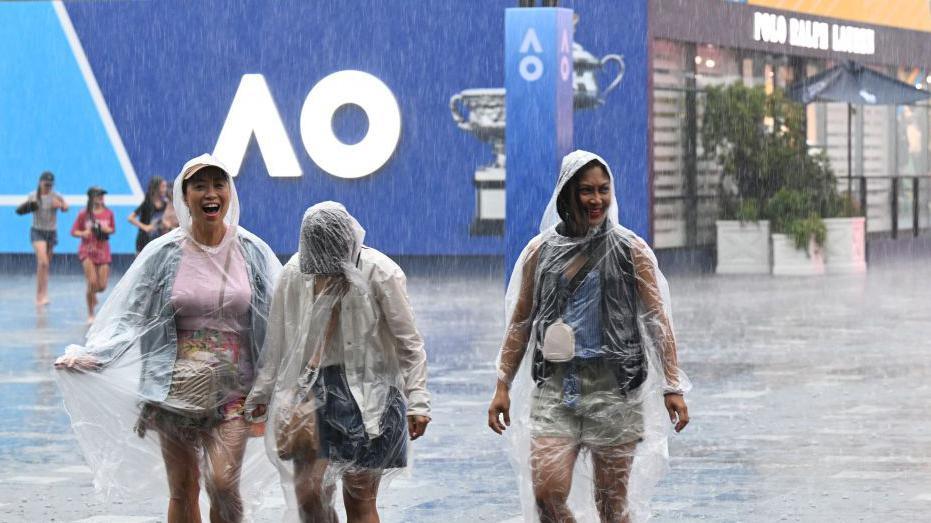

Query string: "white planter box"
[[823, 217, 867, 274], [715, 220, 771, 274], [771, 233, 825, 276]]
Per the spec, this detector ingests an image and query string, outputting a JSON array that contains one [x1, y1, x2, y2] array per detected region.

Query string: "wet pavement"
[[1, 257, 930, 522]]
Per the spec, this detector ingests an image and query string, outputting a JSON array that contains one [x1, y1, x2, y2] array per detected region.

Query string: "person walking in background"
[[488, 150, 689, 523], [128, 175, 170, 254], [71, 186, 114, 324], [161, 189, 180, 233], [16, 171, 68, 306]]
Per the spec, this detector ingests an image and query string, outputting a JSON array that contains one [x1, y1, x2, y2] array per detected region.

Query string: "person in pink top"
[[56, 155, 282, 523], [71, 186, 114, 323]]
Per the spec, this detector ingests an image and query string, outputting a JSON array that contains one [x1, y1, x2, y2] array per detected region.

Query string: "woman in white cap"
[[55, 154, 281, 523], [245, 201, 431, 522], [70, 186, 114, 323], [487, 150, 690, 522]]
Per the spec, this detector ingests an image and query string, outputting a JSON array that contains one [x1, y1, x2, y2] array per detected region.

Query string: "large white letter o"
[[300, 70, 401, 179]]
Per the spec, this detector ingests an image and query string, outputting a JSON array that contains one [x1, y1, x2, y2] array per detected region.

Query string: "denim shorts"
[[30, 227, 57, 247], [311, 366, 407, 470], [530, 360, 643, 448]]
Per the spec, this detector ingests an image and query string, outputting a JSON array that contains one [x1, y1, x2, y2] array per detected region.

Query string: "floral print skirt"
[[137, 328, 252, 440]]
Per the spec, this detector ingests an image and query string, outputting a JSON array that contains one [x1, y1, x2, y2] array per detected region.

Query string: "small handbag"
[[541, 318, 576, 362], [275, 368, 319, 460], [162, 356, 231, 417], [91, 221, 110, 241], [541, 239, 603, 363]]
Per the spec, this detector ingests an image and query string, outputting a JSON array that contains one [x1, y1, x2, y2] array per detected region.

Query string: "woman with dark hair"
[[487, 150, 690, 522], [70, 186, 114, 323], [245, 201, 431, 522], [17, 171, 68, 306], [55, 154, 281, 522], [128, 175, 170, 254]]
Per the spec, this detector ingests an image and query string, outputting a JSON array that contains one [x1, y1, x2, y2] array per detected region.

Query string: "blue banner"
[[0, 0, 651, 256], [504, 7, 574, 278]]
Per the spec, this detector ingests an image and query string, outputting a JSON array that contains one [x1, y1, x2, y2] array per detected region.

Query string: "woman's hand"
[[487, 381, 511, 435], [54, 353, 100, 371], [142, 223, 156, 234], [250, 404, 267, 419], [407, 415, 430, 440], [243, 401, 267, 423], [664, 393, 689, 433]]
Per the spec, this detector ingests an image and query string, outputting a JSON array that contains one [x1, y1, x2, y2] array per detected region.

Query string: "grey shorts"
[[530, 360, 644, 448], [30, 227, 57, 247]]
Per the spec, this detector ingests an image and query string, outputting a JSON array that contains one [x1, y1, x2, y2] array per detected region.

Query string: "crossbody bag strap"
[[556, 236, 605, 316]]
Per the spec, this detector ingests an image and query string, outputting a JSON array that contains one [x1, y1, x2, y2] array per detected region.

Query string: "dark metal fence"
[[846, 175, 931, 239]]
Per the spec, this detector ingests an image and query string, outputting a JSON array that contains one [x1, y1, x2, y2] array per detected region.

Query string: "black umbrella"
[[786, 61, 931, 193]]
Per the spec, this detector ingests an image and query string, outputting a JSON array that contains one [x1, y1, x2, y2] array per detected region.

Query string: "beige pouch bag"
[[542, 318, 575, 362]]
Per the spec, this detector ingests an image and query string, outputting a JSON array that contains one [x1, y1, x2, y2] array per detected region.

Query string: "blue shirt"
[[560, 269, 604, 408], [561, 269, 603, 358]]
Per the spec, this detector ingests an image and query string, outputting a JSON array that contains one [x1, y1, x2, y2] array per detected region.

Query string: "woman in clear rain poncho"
[[54, 154, 281, 522], [487, 150, 690, 523], [244, 201, 431, 523]]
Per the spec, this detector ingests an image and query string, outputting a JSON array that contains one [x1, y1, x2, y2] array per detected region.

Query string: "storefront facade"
[[650, 0, 931, 249]]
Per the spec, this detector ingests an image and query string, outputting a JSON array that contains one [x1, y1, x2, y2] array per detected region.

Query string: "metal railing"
[[846, 175, 931, 239], [652, 175, 931, 249]]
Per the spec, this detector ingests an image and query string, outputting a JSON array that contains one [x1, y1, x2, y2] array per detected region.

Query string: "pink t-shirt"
[[170, 236, 252, 333]]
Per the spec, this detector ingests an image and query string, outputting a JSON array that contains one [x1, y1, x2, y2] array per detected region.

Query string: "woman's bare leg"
[[32, 241, 50, 305], [342, 469, 381, 523], [96, 263, 110, 295], [80, 259, 98, 321], [591, 442, 636, 523], [160, 430, 202, 523], [294, 457, 337, 523], [531, 437, 580, 523], [204, 419, 249, 523]]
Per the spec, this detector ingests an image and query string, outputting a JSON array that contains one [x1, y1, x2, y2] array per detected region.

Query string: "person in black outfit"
[[128, 176, 169, 254]]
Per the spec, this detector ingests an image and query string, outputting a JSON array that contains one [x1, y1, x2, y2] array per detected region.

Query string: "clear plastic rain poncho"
[[495, 150, 690, 522], [54, 154, 282, 521], [245, 201, 430, 522]]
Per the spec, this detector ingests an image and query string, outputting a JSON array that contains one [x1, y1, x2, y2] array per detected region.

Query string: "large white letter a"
[[213, 74, 302, 178]]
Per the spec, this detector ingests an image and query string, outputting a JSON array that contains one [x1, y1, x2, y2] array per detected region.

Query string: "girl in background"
[[128, 176, 170, 254], [71, 186, 114, 323], [18, 171, 68, 306]]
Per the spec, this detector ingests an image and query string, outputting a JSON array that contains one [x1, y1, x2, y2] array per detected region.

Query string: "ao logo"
[[519, 28, 544, 81], [213, 71, 401, 180], [518, 27, 573, 82]]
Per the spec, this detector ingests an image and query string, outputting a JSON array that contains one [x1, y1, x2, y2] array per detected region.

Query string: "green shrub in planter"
[[702, 83, 841, 226], [766, 188, 828, 249], [785, 214, 827, 249]]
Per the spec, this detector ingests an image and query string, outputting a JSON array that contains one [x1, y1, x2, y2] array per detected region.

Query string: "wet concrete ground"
[[1, 257, 929, 522]]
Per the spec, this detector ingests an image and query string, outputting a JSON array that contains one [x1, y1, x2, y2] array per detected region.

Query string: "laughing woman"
[[55, 154, 281, 522], [487, 150, 690, 523]]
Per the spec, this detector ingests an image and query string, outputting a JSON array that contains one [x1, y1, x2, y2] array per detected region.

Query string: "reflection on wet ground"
[[1, 258, 929, 521]]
